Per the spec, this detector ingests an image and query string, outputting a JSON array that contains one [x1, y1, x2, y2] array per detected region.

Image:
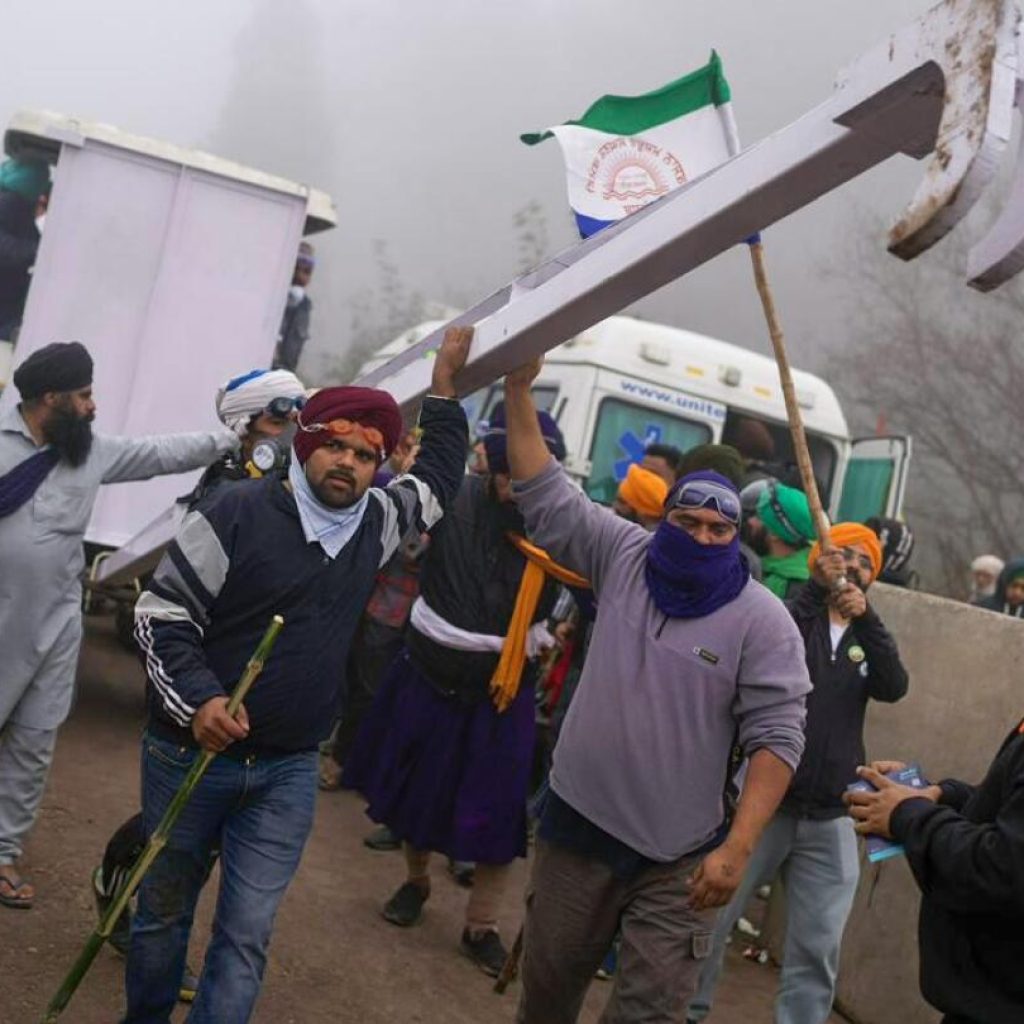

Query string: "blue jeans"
[[123, 734, 317, 1024]]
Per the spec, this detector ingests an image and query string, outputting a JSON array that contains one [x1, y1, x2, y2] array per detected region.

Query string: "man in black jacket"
[[343, 403, 570, 977], [689, 522, 909, 1024], [847, 723, 1024, 1024], [123, 328, 471, 1024]]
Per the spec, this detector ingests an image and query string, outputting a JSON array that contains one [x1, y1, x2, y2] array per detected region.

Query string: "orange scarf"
[[489, 533, 590, 713]]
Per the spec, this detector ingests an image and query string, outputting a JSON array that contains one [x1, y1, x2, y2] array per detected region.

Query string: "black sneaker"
[[382, 881, 429, 927], [363, 825, 401, 852], [460, 928, 508, 978], [178, 966, 200, 1003], [92, 866, 131, 956]]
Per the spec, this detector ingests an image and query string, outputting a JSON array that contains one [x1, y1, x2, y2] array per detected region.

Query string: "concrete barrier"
[[832, 584, 1024, 1024]]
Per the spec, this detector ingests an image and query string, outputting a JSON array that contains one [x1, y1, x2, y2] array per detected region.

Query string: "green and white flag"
[[522, 52, 738, 237]]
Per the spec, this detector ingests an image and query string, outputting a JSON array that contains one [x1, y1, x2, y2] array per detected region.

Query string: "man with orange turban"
[[691, 521, 908, 1024], [613, 463, 668, 530]]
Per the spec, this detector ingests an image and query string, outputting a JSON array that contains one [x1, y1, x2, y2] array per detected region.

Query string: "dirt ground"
[[1, 616, 844, 1023]]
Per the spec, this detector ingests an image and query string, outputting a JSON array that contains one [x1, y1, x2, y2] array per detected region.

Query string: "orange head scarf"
[[808, 523, 883, 581], [617, 464, 669, 520]]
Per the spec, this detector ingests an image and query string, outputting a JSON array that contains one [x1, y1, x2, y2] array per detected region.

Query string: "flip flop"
[[0, 871, 34, 909]]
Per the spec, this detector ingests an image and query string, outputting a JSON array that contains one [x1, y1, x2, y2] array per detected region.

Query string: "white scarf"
[[287, 454, 368, 559]]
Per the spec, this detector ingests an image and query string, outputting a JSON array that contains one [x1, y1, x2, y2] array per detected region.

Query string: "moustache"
[[326, 470, 355, 484]]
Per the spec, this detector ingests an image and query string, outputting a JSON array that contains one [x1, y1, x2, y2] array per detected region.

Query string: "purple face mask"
[[644, 520, 749, 619]]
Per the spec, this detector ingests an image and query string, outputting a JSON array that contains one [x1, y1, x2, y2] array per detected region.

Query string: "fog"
[[2, 0, 937, 379]]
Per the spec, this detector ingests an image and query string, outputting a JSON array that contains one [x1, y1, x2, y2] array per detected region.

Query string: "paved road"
[[1, 615, 844, 1023]]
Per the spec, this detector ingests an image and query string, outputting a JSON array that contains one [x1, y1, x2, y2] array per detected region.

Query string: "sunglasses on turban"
[[297, 415, 385, 454], [264, 395, 306, 418], [670, 480, 742, 525]]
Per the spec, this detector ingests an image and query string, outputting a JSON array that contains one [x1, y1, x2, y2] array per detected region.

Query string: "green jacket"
[[761, 548, 811, 600]]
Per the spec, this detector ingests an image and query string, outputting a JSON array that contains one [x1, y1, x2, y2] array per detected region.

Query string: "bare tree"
[[828, 226, 1022, 595], [318, 241, 427, 384]]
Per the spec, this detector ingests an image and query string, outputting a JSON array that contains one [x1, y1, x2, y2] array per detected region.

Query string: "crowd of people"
[[0, 312, 1021, 1024]]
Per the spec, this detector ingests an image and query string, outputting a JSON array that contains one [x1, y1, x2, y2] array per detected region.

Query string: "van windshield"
[[721, 414, 837, 500], [585, 398, 712, 503]]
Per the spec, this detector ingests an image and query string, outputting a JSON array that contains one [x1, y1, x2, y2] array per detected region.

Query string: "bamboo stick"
[[747, 241, 834, 552], [40, 615, 285, 1023]]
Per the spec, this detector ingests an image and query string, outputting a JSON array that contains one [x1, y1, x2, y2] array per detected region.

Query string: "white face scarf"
[[287, 452, 369, 559]]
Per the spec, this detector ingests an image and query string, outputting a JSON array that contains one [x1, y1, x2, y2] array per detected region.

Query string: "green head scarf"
[[0, 158, 50, 202], [757, 482, 815, 547]]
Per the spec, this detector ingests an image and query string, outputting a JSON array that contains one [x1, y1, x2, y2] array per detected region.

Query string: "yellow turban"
[[808, 523, 883, 581], [617, 464, 668, 520]]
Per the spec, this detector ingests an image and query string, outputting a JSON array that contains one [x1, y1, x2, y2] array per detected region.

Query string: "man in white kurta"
[[0, 341, 236, 907]]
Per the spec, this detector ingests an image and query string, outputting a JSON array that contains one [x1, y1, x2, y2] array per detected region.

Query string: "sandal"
[[0, 870, 34, 909]]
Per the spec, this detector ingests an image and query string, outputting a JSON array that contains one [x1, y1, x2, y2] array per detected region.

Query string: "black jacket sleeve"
[[851, 602, 909, 702], [938, 778, 976, 812], [891, 757, 1024, 916], [785, 577, 827, 621], [372, 396, 468, 568]]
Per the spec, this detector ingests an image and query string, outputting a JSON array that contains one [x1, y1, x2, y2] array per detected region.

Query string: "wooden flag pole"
[[747, 239, 834, 551]]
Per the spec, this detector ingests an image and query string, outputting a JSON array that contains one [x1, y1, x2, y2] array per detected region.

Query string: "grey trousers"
[[688, 812, 860, 1024], [517, 838, 716, 1024], [0, 721, 58, 865]]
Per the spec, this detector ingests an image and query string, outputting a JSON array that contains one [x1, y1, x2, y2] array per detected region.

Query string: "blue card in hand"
[[847, 764, 928, 863]]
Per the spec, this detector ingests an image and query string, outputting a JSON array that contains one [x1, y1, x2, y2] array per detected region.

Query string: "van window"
[[586, 398, 711, 503], [463, 384, 559, 438], [721, 414, 837, 499]]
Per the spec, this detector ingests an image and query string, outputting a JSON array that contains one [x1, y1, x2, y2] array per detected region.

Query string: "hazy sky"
[[1, 0, 941, 379]]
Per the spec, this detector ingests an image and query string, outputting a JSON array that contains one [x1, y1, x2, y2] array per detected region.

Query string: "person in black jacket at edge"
[[847, 723, 1024, 1024], [122, 328, 471, 1024], [689, 521, 909, 1024]]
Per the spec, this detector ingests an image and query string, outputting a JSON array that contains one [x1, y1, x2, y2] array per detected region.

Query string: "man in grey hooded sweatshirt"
[[503, 358, 811, 1024]]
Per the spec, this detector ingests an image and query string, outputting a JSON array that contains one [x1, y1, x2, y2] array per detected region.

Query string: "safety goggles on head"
[[264, 395, 306, 418], [297, 414, 385, 458], [670, 479, 741, 525]]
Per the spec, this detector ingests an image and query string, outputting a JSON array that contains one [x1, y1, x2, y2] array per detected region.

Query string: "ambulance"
[[359, 314, 910, 523]]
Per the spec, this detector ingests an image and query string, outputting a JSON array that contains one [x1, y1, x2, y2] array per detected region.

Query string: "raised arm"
[[373, 327, 470, 566], [505, 360, 645, 589]]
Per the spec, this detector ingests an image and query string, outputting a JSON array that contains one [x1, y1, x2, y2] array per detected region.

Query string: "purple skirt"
[[342, 649, 535, 864]]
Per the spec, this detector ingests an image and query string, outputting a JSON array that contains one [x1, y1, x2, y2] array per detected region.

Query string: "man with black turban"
[[125, 328, 471, 1023], [0, 341, 239, 911]]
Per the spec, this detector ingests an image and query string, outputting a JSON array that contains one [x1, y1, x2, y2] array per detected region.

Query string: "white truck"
[[0, 110, 336, 549], [360, 314, 911, 523]]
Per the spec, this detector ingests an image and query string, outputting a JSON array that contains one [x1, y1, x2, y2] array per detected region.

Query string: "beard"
[[844, 568, 868, 593], [743, 521, 769, 557], [310, 467, 361, 508], [43, 405, 94, 468]]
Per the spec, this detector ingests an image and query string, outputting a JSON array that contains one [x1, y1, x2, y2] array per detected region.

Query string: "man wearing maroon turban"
[[123, 329, 472, 1024]]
